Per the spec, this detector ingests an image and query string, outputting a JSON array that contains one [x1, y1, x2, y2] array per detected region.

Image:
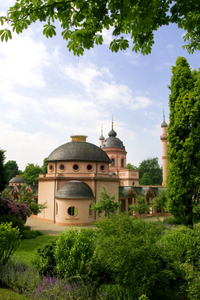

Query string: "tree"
[[167, 57, 200, 227], [4, 160, 20, 184], [139, 173, 151, 185], [18, 184, 47, 215], [0, 149, 7, 193], [153, 190, 167, 218], [0, 0, 200, 56], [22, 163, 42, 185], [41, 157, 48, 174], [126, 163, 138, 170], [91, 185, 120, 217], [129, 195, 149, 216], [139, 157, 162, 186]]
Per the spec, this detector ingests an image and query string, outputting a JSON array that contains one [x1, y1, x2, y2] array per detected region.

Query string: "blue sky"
[[0, 0, 200, 171]]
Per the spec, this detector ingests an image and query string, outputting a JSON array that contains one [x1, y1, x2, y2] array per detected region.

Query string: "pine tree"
[[167, 57, 200, 226]]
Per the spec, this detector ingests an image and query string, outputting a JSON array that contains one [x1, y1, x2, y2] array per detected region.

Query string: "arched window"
[[121, 159, 124, 167], [111, 158, 115, 166], [56, 202, 58, 215]]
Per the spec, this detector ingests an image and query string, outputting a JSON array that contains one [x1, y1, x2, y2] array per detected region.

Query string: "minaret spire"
[[99, 125, 105, 147]]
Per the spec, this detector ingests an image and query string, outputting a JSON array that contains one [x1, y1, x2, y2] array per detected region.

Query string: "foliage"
[[18, 184, 47, 215], [129, 195, 149, 216], [4, 160, 21, 184], [153, 190, 167, 216], [0, 222, 21, 266], [41, 157, 48, 174], [126, 163, 138, 170], [32, 240, 57, 275], [0, 149, 7, 192], [22, 163, 42, 185], [94, 214, 182, 299], [55, 227, 97, 278], [139, 157, 162, 186], [1, 0, 200, 55], [0, 198, 31, 223], [20, 226, 43, 239], [13, 235, 57, 265], [91, 185, 120, 217], [163, 216, 182, 225], [0, 214, 25, 231], [139, 173, 151, 185], [167, 57, 200, 227]]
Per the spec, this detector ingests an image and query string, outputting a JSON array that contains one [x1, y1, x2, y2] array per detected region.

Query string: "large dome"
[[56, 180, 94, 199], [46, 141, 111, 163]]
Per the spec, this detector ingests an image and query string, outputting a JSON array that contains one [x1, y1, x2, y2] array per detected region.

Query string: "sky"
[[0, 1, 200, 172]]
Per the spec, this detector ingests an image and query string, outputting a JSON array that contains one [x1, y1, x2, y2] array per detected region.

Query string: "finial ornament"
[[163, 109, 165, 122], [112, 116, 114, 129]]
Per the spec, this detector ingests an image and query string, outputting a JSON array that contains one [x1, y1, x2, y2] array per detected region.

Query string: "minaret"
[[99, 126, 105, 147], [160, 111, 168, 187]]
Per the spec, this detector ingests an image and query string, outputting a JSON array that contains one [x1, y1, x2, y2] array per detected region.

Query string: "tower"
[[160, 111, 168, 187], [99, 127, 105, 147]]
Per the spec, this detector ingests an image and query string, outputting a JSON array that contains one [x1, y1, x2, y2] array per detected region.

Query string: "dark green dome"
[[46, 141, 111, 163], [56, 180, 94, 199], [9, 176, 26, 184]]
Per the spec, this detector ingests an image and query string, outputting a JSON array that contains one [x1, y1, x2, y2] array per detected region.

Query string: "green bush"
[[0, 214, 24, 231], [0, 222, 21, 266], [94, 214, 184, 300], [32, 239, 57, 275], [55, 227, 97, 278], [163, 216, 182, 225]]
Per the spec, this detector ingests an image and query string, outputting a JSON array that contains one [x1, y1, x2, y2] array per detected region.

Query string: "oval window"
[[60, 164, 65, 170], [68, 206, 77, 216], [87, 164, 92, 171], [100, 165, 105, 171], [49, 165, 53, 171], [73, 164, 79, 171]]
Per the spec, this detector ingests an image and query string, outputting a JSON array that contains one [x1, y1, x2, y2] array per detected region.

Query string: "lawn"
[[13, 235, 58, 265]]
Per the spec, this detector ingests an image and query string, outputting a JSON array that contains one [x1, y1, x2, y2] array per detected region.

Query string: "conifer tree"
[[0, 149, 7, 192], [167, 57, 200, 226]]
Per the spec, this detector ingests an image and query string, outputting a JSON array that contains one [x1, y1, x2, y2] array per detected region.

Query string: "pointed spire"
[[108, 117, 117, 137], [99, 126, 105, 140], [161, 110, 168, 127]]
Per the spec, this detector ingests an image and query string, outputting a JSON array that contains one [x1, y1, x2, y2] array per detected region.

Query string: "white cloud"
[[167, 44, 174, 49], [0, 31, 51, 88], [102, 28, 113, 44]]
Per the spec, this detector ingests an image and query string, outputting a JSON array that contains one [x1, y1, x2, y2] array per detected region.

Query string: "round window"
[[100, 165, 105, 171], [68, 206, 77, 216], [73, 164, 79, 171], [49, 165, 53, 171], [60, 164, 65, 170], [87, 164, 92, 171]]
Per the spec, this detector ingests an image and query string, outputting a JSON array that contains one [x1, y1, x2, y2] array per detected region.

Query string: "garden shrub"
[[0, 222, 21, 266], [0, 198, 31, 223], [32, 239, 58, 275], [163, 216, 182, 225], [0, 214, 24, 231], [55, 227, 97, 278], [21, 227, 43, 239], [94, 214, 184, 300]]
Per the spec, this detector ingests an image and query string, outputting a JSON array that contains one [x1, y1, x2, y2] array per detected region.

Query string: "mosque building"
[[8, 118, 168, 225]]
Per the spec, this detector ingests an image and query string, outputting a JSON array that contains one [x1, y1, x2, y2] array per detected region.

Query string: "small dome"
[[108, 128, 117, 137], [101, 137, 125, 149], [56, 180, 94, 199], [9, 176, 26, 184], [47, 141, 111, 163], [161, 120, 168, 127]]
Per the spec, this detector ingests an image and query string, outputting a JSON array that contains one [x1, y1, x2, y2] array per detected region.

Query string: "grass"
[[0, 288, 27, 300], [13, 234, 58, 265]]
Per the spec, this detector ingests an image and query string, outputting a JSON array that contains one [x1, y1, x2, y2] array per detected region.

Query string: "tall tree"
[[22, 163, 42, 185], [41, 157, 48, 174], [167, 57, 200, 227], [139, 157, 162, 186], [0, 0, 200, 56], [0, 149, 7, 192], [4, 160, 20, 184], [126, 163, 138, 170]]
